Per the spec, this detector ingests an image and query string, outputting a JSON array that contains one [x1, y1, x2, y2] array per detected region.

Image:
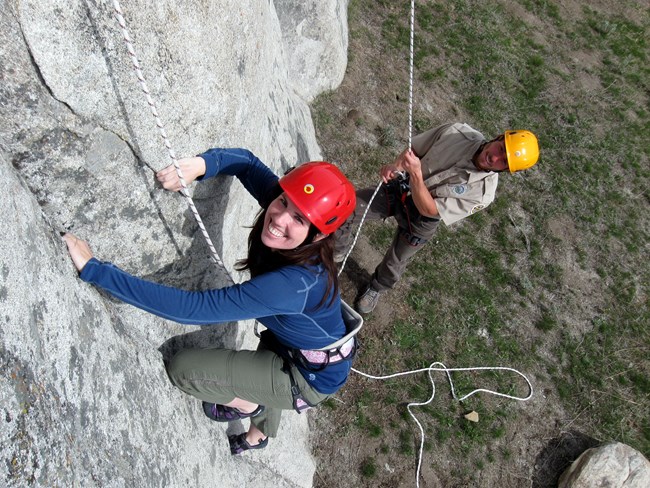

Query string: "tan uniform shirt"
[[411, 123, 498, 225]]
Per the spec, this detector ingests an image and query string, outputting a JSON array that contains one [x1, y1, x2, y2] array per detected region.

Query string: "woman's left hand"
[[63, 233, 94, 272]]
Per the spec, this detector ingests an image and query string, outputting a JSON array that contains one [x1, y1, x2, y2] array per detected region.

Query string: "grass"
[[360, 457, 377, 477], [311, 0, 649, 484]]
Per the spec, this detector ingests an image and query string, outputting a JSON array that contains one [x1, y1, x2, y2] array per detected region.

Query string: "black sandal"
[[202, 401, 265, 422], [228, 433, 268, 455]]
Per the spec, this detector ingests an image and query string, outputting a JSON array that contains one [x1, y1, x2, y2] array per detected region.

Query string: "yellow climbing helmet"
[[504, 130, 539, 173]]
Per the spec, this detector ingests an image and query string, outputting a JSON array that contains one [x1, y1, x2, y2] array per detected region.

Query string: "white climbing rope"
[[336, 181, 382, 275], [407, 0, 415, 150], [112, 0, 233, 283], [337, 0, 416, 273], [352, 363, 533, 488]]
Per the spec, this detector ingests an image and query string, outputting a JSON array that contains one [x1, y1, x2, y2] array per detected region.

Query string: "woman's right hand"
[[156, 156, 206, 192]]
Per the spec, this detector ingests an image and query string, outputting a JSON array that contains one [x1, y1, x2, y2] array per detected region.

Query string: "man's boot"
[[355, 284, 381, 314]]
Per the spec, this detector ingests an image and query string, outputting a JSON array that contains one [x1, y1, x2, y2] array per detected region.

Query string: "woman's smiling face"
[[261, 193, 312, 250]]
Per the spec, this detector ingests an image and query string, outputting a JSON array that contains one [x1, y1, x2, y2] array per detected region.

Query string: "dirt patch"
[[544, 216, 604, 336]]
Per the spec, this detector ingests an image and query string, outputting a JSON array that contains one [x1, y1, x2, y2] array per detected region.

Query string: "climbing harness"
[[257, 300, 362, 415], [257, 317, 358, 416], [285, 364, 319, 414], [295, 301, 361, 372], [110, 2, 532, 488], [256, 301, 361, 375]]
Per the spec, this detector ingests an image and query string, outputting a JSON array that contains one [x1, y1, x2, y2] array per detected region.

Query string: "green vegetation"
[[311, 0, 649, 485], [360, 457, 377, 477]]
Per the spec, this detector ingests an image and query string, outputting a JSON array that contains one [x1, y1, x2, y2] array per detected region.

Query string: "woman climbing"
[[63, 148, 356, 454]]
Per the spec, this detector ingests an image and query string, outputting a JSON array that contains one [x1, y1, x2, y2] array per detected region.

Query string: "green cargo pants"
[[165, 340, 329, 437]]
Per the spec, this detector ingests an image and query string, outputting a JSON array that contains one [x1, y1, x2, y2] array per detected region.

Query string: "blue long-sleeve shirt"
[[79, 148, 350, 394]]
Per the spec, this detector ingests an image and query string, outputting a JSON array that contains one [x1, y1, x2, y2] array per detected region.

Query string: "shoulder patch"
[[470, 204, 485, 214]]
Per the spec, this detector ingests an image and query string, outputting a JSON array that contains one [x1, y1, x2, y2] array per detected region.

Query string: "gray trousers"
[[335, 183, 440, 291], [165, 340, 329, 437]]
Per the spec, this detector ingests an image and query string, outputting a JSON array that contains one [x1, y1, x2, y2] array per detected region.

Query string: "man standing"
[[335, 123, 539, 314]]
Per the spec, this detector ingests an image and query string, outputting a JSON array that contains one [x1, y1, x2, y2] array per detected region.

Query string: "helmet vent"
[[326, 216, 338, 225]]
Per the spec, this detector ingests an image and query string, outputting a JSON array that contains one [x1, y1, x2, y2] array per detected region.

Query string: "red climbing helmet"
[[279, 162, 356, 234]]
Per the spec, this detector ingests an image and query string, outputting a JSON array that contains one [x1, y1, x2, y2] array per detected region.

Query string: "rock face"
[[274, 0, 349, 102], [0, 0, 348, 486], [558, 442, 650, 488]]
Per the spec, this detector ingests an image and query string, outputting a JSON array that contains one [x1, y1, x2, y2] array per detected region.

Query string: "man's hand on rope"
[[400, 149, 423, 181], [380, 162, 403, 183], [379, 155, 403, 183], [381, 147, 422, 183], [62, 233, 94, 272], [156, 156, 206, 192]]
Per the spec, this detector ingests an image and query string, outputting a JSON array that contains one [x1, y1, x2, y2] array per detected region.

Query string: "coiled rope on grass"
[[352, 363, 533, 487]]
